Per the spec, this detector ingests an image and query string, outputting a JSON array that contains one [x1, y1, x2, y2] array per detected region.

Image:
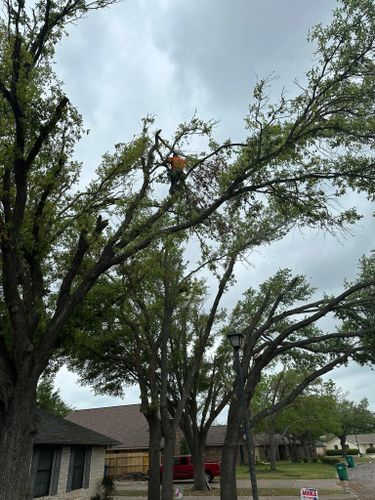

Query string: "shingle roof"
[[205, 425, 227, 446], [35, 409, 119, 446], [65, 404, 150, 450], [253, 432, 285, 446], [66, 404, 229, 451], [66, 404, 309, 450], [347, 433, 375, 444]]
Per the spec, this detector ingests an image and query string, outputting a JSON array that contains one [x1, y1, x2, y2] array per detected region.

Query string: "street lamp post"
[[227, 332, 259, 500]]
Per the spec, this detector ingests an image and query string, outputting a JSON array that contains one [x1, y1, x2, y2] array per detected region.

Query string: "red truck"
[[160, 455, 221, 483]]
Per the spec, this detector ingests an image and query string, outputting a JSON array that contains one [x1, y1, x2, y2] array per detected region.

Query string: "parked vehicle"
[[160, 455, 221, 483]]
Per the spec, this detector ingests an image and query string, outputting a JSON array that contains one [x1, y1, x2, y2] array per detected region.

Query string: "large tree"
[[336, 251, 375, 362], [68, 235, 243, 498], [253, 374, 339, 468], [169, 340, 233, 490], [0, 0, 375, 498], [220, 267, 375, 499], [331, 396, 375, 455]]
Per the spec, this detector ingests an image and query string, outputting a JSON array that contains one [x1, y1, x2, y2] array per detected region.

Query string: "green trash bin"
[[335, 462, 348, 481], [346, 455, 355, 468]]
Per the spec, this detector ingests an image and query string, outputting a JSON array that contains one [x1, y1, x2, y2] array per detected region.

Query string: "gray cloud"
[[52, 0, 375, 411]]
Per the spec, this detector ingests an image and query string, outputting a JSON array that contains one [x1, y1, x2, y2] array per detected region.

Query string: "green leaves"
[[333, 396, 375, 436], [37, 377, 73, 417]]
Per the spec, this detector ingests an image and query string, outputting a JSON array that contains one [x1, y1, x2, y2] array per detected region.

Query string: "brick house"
[[30, 409, 118, 499], [66, 404, 152, 477], [204, 426, 308, 463]]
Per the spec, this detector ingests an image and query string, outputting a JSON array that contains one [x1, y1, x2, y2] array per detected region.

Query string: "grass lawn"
[[236, 461, 337, 479], [348, 454, 374, 464]]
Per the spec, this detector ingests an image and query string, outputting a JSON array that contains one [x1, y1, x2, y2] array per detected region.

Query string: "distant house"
[[66, 404, 320, 476], [67, 405, 231, 475], [204, 426, 288, 462], [203, 425, 319, 463], [325, 434, 375, 454], [315, 440, 326, 456], [66, 404, 152, 477], [30, 409, 118, 499]]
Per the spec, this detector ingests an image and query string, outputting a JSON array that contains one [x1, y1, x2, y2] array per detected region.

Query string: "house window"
[[67, 446, 92, 492], [370, 443, 374, 448], [33, 447, 54, 498], [334, 445, 338, 450], [71, 447, 86, 490]]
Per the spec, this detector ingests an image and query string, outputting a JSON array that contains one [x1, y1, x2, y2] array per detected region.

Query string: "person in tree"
[[167, 152, 186, 194]]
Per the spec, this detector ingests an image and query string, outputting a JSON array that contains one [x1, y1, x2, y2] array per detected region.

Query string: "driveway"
[[347, 462, 375, 499]]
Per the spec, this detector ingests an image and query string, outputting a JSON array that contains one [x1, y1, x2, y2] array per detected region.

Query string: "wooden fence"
[[106, 451, 150, 478]]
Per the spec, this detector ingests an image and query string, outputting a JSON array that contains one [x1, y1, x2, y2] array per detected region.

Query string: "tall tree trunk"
[[340, 435, 347, 457], [269, 431, 277, 472], [239, 444, 245, 465], [310, 440, 317, 458], [146, 415, 161, 500], [290, 436, 299, 462], [266, 415, 277, 472], [0, 377, 38, 500], [161, 429, 176, 500], [302, 437, 309, 459], [284, 433, 297, 462], [179, 413, 209, 491], [191, 432, 208, 491], [220, 401, 241, 499], [246, 419, 259, 500]]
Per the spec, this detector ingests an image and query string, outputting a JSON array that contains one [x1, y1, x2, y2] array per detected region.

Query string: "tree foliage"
[[333, 396, 375, 439], [0, 0, 374, 498], [36, 377, 73, 417]]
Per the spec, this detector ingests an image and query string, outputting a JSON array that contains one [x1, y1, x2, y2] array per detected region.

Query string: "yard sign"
[[300, 487, 319, 500]]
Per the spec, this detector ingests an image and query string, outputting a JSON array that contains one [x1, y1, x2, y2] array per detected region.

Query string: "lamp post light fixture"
[[227, 332, 244, 350], [227, 332, 259, 500]]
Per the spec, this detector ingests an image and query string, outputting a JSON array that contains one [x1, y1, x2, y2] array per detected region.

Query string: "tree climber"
[[167, 152, 186, 194]]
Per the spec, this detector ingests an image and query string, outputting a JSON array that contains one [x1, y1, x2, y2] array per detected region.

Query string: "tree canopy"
[[0, 0, 375, 498], [36, 377, 73, 417], [331, 396, 375, 454]]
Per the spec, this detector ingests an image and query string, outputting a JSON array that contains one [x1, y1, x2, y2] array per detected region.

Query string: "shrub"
[[326, 448, 359, 456], [179, 436, 190, 455], [366, 447, 375, 454], [326, 449, 343, 456], [320, 456, 342, 465], [347, 448, 359, 455], [102, 476, 117, 500], [346, 448, 359, 455], [302, 458, 309, 463], [312, 457, 318, 463]]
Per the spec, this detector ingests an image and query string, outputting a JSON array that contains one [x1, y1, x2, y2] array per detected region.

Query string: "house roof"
[[66, 404, 229, 451], [315, 440, 326, 447], [35, 409, 119, 446], [253, 432, 286, 446], [66, 404, 150, 450], [347, 434, 375, 444], [66, 404, 312, 451], [205, 425, 227, 446], [326, 434, 375, 446]]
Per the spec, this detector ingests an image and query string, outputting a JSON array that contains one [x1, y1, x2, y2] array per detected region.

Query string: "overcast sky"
[[53, 0, 375, 414]]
